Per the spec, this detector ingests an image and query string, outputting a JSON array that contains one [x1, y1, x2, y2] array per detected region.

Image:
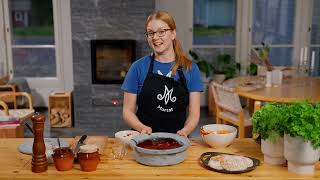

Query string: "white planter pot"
[[261, 137, 285, 165], [200, 72, 210, 83], [213, 74, 225, 84], [284, 134, 320, 175]]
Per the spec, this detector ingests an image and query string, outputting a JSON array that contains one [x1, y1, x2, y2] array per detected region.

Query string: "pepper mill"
[[31, 113, 48, 173]]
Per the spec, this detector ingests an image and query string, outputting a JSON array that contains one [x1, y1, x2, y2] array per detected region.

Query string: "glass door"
[[310, 0, 320, 76], [250, 0, 296, 66], [1, 0, 72, 106], [5, 0, 57, 78], [192, 0, 239, 107], [193, 0, 236, 46], [193, 0, 239, 75]]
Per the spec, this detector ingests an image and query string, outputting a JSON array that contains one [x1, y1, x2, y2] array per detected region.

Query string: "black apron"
[[136, 55, 189, 133]]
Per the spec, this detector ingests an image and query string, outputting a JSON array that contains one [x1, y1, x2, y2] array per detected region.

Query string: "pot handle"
[[128, 139, 137, 149]]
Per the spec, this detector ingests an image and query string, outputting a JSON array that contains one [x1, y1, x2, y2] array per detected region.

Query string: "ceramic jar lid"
[[79, 144, 98, 153]]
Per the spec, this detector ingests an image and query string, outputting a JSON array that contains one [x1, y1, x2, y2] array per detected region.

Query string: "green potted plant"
[[251, 42, 273, 72], [252, 103, 288, 165], [284, 101, 320, 175], [189, 50, 213, 82], [251, 42, 275, 86], [212, 53, 238, 83], [247, 63, 258, 76]]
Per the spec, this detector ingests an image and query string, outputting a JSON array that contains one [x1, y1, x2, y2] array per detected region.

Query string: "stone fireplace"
[[71, 0, 154, 135], [91, 39, 136, 84]]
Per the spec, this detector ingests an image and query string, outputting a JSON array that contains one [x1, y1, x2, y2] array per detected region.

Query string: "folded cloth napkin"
[[0, 116, 11, 122], [0, 116, 19, 122]]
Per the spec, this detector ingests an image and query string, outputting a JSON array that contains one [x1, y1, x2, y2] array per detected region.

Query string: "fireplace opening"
[[91, 39, 136, 84]]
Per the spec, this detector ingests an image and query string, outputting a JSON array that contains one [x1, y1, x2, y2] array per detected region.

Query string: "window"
[[193, 0, 236, 45], [9, 0, 56, 77], [192, 0, 318, 72], [310, 0, 320, 76], [251, 0, 296, 66], [193, 0, 238, 76], [1, 0, 73, 106]]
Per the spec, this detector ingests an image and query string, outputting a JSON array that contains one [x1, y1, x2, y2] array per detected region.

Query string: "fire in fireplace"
[[91, 40, 136, 84]]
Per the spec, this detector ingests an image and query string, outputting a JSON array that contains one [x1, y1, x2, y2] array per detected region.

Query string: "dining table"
[[223, 76, 320, 112], [1, 137, 319, 179]]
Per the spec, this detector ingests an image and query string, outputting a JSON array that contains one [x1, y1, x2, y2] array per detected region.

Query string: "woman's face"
[[146, 19, 176, 55]]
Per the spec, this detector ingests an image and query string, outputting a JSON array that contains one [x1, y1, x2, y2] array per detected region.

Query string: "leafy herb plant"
[[252, 103, 288, 142], [285, 101, 320, 149]]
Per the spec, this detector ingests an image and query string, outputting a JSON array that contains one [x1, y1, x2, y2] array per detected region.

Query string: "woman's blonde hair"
[[145, 10, 192, 75]]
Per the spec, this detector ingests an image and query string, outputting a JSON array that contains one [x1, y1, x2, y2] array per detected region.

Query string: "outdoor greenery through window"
[[9, 0, 56, 77], [193, 0, 236, 45], [10, 0, 54, 45], [192, 0, 237, 80]]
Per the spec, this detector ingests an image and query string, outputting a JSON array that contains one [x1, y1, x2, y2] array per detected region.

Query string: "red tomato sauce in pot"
[[137, 138, 182, 150]]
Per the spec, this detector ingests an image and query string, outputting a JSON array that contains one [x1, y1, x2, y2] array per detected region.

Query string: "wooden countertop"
[[1, 138, 319, 179]]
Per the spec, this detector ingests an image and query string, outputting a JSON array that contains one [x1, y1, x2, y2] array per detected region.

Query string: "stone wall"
[[71, 0, 154, 135]]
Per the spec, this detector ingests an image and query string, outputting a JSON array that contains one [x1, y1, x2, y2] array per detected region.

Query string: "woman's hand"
[[177, 129, 188, 137], [140, 125, 152, 135], [177, 92, 201, 138], [123, 92, 152, 134]]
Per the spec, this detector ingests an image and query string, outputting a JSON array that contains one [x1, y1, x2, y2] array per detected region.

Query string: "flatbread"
[[208, 154, 253, 171], [208, 155, 223, 170], [220, 155, 253, 171]]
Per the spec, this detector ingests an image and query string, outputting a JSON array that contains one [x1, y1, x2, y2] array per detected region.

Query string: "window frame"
[[0, 0, 73, 105], [191, 0, 317, 73], [192, 0, 242, 64]]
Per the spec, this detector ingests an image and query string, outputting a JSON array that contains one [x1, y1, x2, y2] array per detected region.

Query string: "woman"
[[121, 10, 203, 137]]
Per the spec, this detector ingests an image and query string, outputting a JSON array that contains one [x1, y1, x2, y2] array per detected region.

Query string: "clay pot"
[[52, 147, 74, 171], [78, 144, 100, 172]]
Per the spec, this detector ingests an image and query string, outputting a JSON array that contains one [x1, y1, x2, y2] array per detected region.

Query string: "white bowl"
[[115, 130, 140, 144], [200, 124, 237, 148]]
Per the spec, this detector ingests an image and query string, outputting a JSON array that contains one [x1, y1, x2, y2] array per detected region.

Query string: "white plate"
[[18, 138, 69, 155]]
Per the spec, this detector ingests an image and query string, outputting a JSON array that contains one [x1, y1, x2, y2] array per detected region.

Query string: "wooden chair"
[[0, 75, 9, 84], [0, 92, 34, 119], [0, 75, 18, 109], [210, 82, 252, 138], [0, 92, 34, 138]]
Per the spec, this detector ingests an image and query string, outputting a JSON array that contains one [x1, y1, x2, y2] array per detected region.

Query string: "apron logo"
[[157, 85, 176, 105]]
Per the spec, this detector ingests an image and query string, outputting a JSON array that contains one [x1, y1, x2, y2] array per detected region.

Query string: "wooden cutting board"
[[70, 136, 108, 155]]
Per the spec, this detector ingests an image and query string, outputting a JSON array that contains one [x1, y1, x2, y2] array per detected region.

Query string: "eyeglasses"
[[145, 29, 172, 38]]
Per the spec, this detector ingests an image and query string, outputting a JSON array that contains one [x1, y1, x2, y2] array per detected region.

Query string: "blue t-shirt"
[[121, 55, 203, 94]]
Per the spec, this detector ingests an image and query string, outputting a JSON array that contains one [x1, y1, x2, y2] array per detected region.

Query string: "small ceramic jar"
[[52, 147, 74, 171], [78, 144, 100, 172]]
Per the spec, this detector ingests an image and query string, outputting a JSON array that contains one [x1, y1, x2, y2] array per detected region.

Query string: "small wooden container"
[[78, 144, 100, 172], [49, 91, 73, 128], [52, 147, 74, 171]]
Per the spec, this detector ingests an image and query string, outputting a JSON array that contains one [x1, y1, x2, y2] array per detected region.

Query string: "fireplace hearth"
[[91, 40, 136, 84]]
